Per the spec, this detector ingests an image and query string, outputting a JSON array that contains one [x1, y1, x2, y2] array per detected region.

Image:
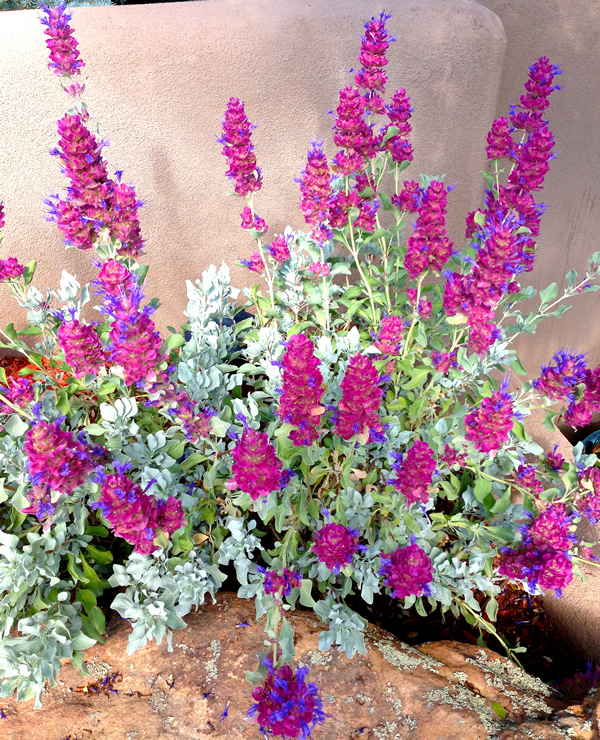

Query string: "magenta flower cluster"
[[515, 463, 544, 494], [335, 353, 382, 440], [219, 98, 262, 197], [278, 333, 325, 446], [48, 114, 144, 256], [577, 466, 600, 525], [498, 503, 575, 596], [354, 11, 392, 115], [0, 377, 34, 412], [392, 179, 421, 212], [533, 350, 588, 402], [311, 523, 361, 574], [0, 258, 25, 282], [375, 314, 403, 356], [95, 261, 165, 386], [379, 543, 433, 599], [170, 391, 215, 443], [92, 472, 184, 554], [297, 140, 333, 243], [260, 567, 302, 598], [229, 427, 282, 500], [389, 440, 436, 506], [248, 661, 326, 740], [563, 365, 600, 428], [40, 4, 84, 79], [24, 420, 93, 494], [443, 57, 561, 355], [58, 318, 105, 379], [464, 384, 516, 454], [405, 180, 453, 280], [381, 88, 414, 163]]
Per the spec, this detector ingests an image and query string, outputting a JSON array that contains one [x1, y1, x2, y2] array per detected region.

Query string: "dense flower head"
[[0, 258, 25, 282], [391, 180, 421, 212], [240, 206, 267, 232], [533, 350, 588, 402], [381, 89, 413, 162], [0, 376, 34, 411], [91, 472, 185, 554], [563, 366, 600, 428], [308, 262, 331, 278], [260, 567, 302, 598], [507, 121, 555, 194], [529, 503, 575, 550], [268, 235, 291, 264], [58, 319, 105, 379], [544, 445, 565, 472], [499, 502, 575, 596], [498, 543, 573, 596], [48, 114, 145, 256], [380, 543, 433, 599], [375, 314, 403, 355], [96, 275, 165, 386], [441, 444, 468, 469], [354, 12, 393, 114], [298, 140, 333, 229], [332, 86, 376, 164], [464, 384, 516, 454], [219, 98, 262, 197], [278, 333, 325, 446], [22, 484, 56, 525], [432, 349, 458, 373], [0, 201, 5, 230], [578, 466, 600, 524], [170, 390, 215, 443], [240, 252, 265, 274], [405, 180, 453, 279], [390, 440, 436, 506], [24, 420, 93, 494], [96, 258, 134, 296], [511, 56, 562, 131], [249, 661, 326, 739], [312, 523, 361, 574], [515, 463, 544, 494], [486, 117, 513, 160], [230, 427, 282, 500], [40, 3, 84, 79], [335, 353, 382, 440]]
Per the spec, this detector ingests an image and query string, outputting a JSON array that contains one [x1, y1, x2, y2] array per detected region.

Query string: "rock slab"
[[0, 593, 596, 739]]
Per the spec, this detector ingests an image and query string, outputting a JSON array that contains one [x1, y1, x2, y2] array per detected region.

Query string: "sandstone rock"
[[0, 593, 595, 739]]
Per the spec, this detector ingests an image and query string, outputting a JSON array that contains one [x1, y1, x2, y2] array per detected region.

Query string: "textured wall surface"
[[0, 0, 505, 333]]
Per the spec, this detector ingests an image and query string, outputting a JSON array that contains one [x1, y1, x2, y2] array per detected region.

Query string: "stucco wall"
[[0, 0, 505, 334]]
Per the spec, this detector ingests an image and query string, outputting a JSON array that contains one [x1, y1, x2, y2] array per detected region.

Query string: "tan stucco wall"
[[0, 0, 505, 334]]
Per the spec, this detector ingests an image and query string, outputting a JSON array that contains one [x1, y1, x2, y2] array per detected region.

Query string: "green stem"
[[401, 274, 426, 358], [346, 216, 377, 325], [458, 598, 525, 670]]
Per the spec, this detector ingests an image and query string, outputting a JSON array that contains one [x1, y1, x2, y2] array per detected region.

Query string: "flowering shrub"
[[1, 6, 600, 735]]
